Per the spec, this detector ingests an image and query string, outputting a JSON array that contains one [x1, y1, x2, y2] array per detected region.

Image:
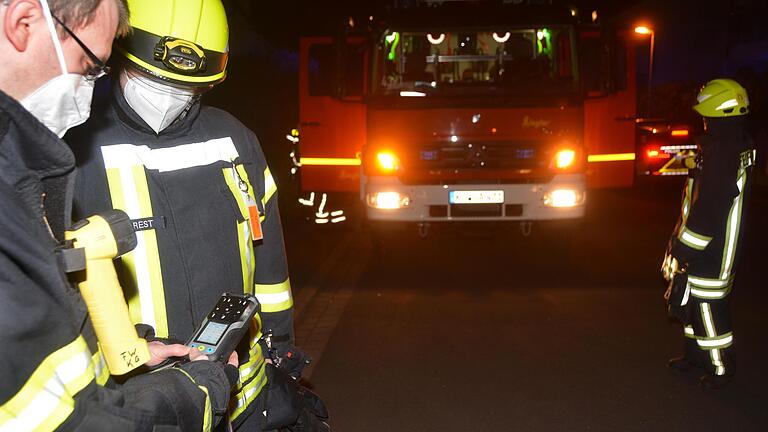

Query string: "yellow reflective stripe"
[[91, 350, 109, 386], [232, 164, 269, 224], [104, 163, 169, 338], [0, 336, 94, 432], [684, 326, 696, 338], [720, 169, 746, 280], [237, 349, 265, 386], [132, 166, 169, 338], [105, 168, 142, 326], [222, 167, 256, 294], [223, 166, 249, 219], [249, 314, 263, 349], [254, 279, 293, 313], [235, 318, 266, 385], [198, 386, 212, 432], [263, 167, 277, 208], [229, 319, 268, 421], [678, 226, 712, 250], [229, 364, 268, 421]]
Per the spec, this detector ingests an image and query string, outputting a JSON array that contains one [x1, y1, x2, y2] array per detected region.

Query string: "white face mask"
[[20, 0, 95, 138], [123, 71, 196, 134]]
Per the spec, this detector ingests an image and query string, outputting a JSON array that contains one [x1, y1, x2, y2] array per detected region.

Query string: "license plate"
[[449, 190, 504, 204]]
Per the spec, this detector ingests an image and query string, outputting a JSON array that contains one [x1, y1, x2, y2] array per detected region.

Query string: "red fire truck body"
[[297, 3, 638, 231]]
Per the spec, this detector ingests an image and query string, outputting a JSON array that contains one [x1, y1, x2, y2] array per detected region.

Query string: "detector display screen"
[[195, 321, 229, 345]]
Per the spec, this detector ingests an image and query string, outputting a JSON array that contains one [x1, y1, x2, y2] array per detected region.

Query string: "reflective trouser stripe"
[[681, 178, 693, 222], [104, 165, 169, 338], [175, 369, 213, 432], [688, 275, 733, 300], [684, 326, 696, 338], [678, 226, 712, 250], [689, 286, 731, 300], [0, 336, 94, 432], [688, 275, 732, 288], [223, 166, 256, 294], [720, 169, 746, 280], [700, 303, 731, 376], [254, 279, 293, 313]]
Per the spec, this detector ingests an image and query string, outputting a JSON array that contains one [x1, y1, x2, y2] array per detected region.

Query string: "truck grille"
[[401, 141, 553, 184]]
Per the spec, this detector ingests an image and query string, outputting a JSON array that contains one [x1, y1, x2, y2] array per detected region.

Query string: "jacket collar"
[[0, 89, 75, 179], [111, 78, 202, 140]]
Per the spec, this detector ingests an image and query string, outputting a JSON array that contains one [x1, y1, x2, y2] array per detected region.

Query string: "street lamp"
[[634, 25, 655, 118]]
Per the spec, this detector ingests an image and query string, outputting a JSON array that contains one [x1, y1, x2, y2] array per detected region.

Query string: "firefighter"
[[662, 78, 756, 389], [67, 0, 329, 429], [0, 0, 236, 429]]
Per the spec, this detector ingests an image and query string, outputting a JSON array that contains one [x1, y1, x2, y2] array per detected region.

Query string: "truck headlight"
[[367, 192, 410, 209], [543, 189, 584, 208]]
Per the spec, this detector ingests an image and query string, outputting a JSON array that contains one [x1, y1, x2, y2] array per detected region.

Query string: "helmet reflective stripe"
[[714, 98, 739, 111], [696, 93, 711, 103]]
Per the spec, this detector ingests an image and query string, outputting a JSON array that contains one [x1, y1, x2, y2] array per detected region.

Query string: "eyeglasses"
[[50, 13, 110, 81]]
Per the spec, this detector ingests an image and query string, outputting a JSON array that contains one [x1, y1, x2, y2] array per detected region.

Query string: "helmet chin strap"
[[39, 0, 69, 75]]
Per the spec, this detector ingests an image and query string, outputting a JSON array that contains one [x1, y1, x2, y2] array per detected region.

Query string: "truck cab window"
[[309, 43, 365, 98], [379, 28, 578, 97]]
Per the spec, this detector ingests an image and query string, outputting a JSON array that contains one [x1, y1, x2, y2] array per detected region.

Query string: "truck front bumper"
[[363, 173, 586, 222]]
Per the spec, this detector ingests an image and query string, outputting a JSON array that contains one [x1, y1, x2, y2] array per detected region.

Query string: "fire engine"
[[295, 1, 641, 236]]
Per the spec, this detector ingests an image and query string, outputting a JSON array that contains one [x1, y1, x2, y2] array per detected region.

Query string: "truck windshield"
[[377, 27, 577, 97]]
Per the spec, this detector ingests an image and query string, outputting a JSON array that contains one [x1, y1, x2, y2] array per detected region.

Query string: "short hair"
[[48, 0, 130, 37]]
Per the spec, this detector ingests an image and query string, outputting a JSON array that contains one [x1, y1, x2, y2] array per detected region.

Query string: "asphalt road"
[[281, 181, 768, 432]]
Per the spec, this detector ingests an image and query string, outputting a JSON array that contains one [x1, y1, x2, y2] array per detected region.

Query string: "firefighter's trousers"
[[683, 292, 734, 376]]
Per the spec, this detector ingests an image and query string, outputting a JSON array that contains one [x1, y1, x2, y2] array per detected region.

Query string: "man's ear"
[[4, 0, 43, 52]]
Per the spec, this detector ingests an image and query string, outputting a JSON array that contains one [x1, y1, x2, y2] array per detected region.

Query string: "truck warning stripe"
[[301, 154, 637, 166], [587, 153, 636, 163], [300, 157, 361, 166]]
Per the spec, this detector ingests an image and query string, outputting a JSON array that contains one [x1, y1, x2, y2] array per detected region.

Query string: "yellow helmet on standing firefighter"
[[116, 0, 229, 87], [693, 78, 749, 118]]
